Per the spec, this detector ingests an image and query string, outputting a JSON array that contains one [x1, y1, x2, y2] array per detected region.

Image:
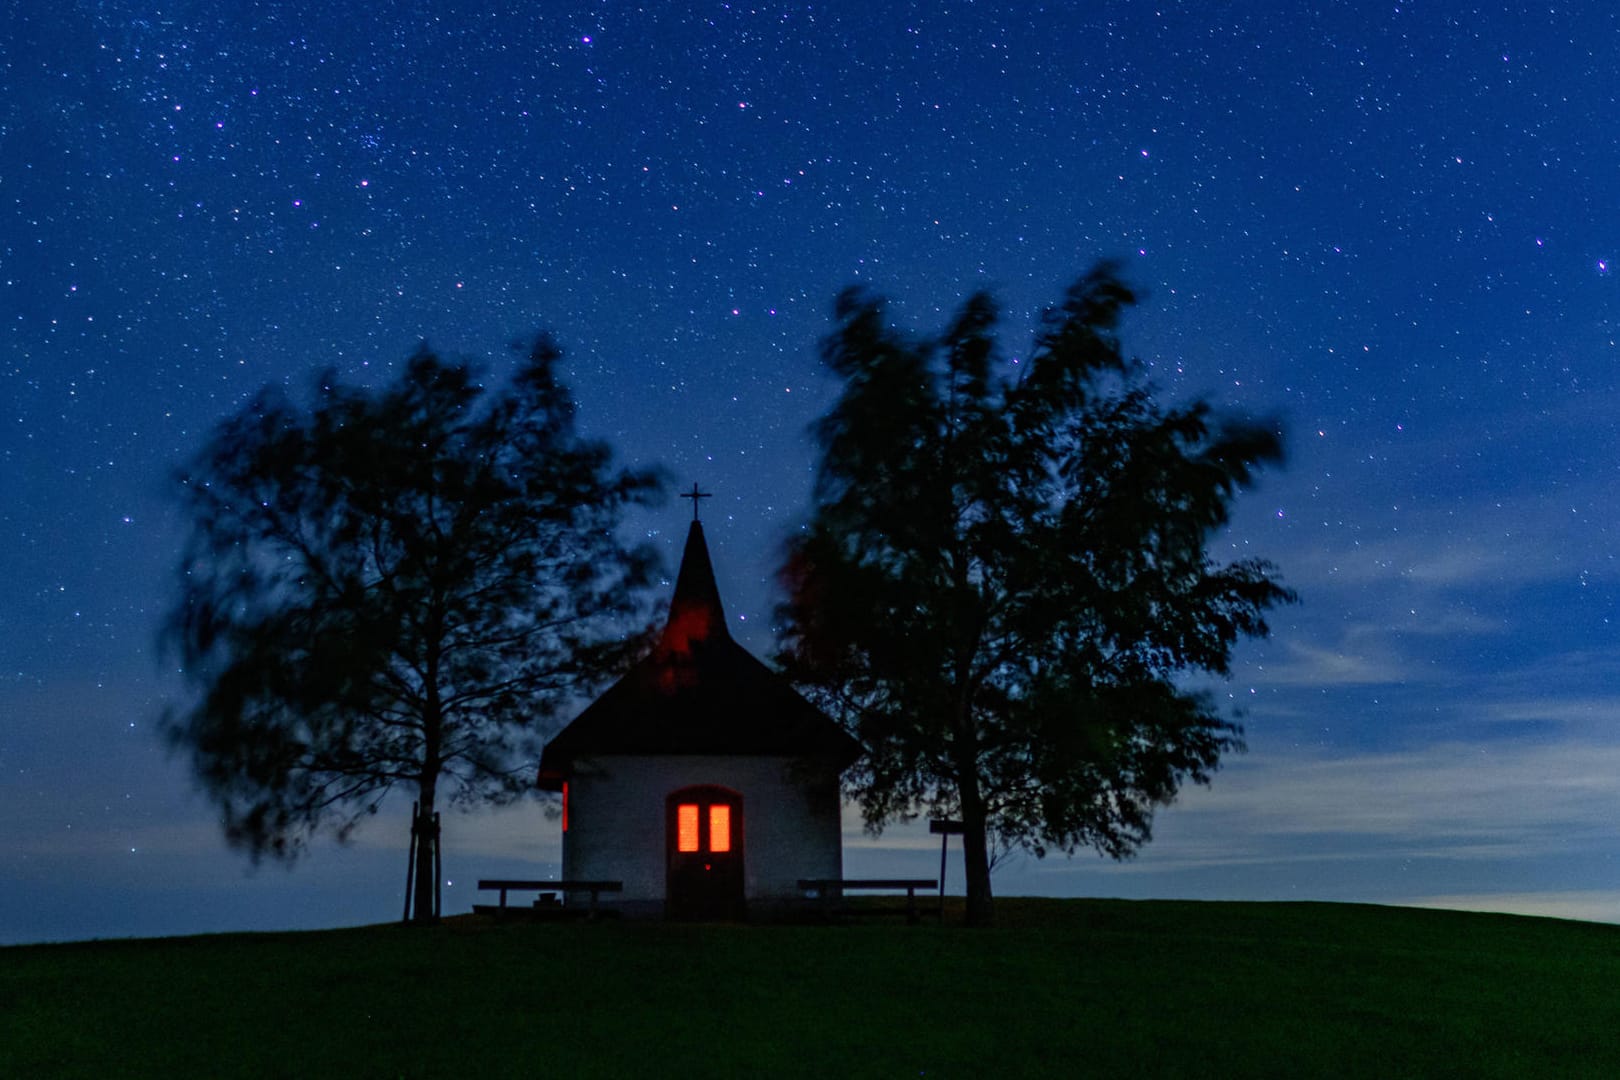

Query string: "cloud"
[[1399, 544, 1534, 587], [437, 803, 561, 863], [1279, 535, 1534, 591], [1187, 739, 1620, 848], [1483, 696, 1620, 728], [1253, 639, 1416, 687], [5, 819, 227, 862], [825, 720, 1620, 930], [1269, 481, 1613, 599], [1073, 733, 1620, 896], [1236, 590, 1506, 693]]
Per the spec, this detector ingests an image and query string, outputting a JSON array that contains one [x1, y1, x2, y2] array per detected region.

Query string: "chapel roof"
[[536, 518, 861, 787]]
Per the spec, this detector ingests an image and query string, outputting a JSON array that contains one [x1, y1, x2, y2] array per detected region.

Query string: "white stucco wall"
[[562, 754, 843, 908]]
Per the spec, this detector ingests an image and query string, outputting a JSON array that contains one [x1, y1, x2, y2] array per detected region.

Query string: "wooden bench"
[[798, 878, 939, 924], [474, 879, 622, 920]]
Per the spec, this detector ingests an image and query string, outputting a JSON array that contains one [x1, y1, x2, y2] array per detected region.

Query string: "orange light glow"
[[561, 782, 569, 833], [677, 804, 700, 852], [708, 805, 731, 852]]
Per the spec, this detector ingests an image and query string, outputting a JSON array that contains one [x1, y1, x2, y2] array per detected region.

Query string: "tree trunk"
[[409, 703, 441, 926], [957, 766, 995, 928], [411, 631, 444, 926], [409, 795, 439, 925], [950, 661, 995, 927]]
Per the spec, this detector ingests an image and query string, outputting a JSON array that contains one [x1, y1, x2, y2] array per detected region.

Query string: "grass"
[[4, 898, 1619, 1078]]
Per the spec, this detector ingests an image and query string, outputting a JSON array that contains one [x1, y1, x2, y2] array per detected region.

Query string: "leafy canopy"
[[164, 338, 662, 861], [776, 263, 1293, 901]]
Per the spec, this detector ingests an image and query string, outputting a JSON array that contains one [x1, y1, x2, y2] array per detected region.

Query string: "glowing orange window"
[[677, 804, 701, 852], [708, 805, 731, 852]]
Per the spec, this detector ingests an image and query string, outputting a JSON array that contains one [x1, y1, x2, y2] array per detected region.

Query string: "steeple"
[[536, 502, 862, 787], [660, 519, 729, 654]]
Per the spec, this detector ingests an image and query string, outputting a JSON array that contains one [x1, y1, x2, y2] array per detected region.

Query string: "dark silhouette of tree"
[[774, 263, 1293, 928], [163, 337, 662, 923]]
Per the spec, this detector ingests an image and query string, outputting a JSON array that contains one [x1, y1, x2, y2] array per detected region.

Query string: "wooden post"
[[433, 811, 443, 921], [402, 800, 419, 924], [930, 819, 963, 921]]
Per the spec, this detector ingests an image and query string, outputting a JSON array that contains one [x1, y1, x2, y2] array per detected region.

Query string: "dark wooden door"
[[666, 785, 745, 920]]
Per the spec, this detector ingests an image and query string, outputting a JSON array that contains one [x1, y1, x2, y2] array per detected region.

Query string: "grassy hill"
[[4, 898, 1617, 1078]]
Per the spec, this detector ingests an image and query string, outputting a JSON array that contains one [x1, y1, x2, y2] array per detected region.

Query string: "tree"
[[163, 337, 662, 923], [774, 262, 1294, 928]]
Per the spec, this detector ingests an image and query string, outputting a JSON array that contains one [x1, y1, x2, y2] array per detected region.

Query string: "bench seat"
[[475, 879, 622, 919], [798, 878, 940, 924]]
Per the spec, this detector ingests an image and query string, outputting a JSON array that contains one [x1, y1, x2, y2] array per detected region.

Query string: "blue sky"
[[5, 1, 1620, 943]]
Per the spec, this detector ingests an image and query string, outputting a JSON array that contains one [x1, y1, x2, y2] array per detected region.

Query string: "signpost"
[[929, 818, 963, 919]]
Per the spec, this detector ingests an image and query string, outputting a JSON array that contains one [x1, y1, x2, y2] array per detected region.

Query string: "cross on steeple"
[[679, 482, 712, 522]]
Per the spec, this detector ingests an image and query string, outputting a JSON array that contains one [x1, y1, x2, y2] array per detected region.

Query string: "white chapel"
[[537, 512, 861, 919]]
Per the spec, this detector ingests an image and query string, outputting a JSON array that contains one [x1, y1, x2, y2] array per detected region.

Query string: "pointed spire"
[[660, 519, 729, 653]]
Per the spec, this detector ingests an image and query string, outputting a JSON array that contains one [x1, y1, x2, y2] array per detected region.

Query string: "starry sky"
[[6, 1, 1620, 944]]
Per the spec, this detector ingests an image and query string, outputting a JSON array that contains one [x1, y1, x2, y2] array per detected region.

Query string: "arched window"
[[673, 800, 733, 853]]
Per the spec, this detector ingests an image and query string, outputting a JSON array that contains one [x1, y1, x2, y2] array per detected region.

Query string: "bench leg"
[[906, 887, 918, 925]]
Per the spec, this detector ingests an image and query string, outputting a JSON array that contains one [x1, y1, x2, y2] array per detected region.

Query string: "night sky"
[[6, 2, 1620, 944]]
